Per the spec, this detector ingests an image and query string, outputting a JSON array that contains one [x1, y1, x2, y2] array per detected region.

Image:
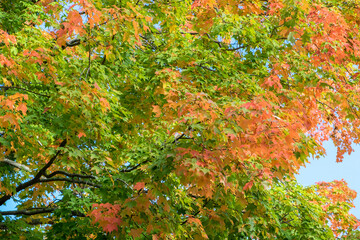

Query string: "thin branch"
[[34, 139, 67, 180], [120, 133, 187, 173], [0, 207, 86, 217], [316, 99, 336, 112], [196, 64, 216, 72], [44, 170, 96, 179], [224, 46, 246, 51], [179, 31, 199, 35], [86, 30, 92, 79], [181, 198, 210, 225], [120, 160, 149, 173], [0, 86, 50, 98], [205, 33, 222, 48], [38, 177, 101, 188], [0, 159, 30, 172], [0, 208, 56, 216]]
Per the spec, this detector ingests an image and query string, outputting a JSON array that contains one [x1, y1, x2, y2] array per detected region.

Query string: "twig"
[[120, 160, 149, 173]]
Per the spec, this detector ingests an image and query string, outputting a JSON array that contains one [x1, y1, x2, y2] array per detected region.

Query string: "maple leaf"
[[103, 220, 119, 233], [130, 228, 143, 238], [152, 105, 161, 117], [54, 81, 65, 86], [134, 182, 145, 191], [77, 131, 86, 138], [16, 103, 27, 115], [243, 180, 254, 191], [99, 97, 110, 110], [94, 82, 101, 90]]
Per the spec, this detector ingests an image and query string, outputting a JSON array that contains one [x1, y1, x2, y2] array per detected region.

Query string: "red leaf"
[[43, 107, 51, 114], [103, 219, 119, 233], [94, 82, 101, 90], [243, 180, 254, 191], [134, 182, 145, 191], [78, 131, 86, 138], [54, 81, 65, 86]]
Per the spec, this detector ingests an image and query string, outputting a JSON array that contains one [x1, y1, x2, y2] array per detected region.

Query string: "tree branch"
[[38, 177, 101, 188], [120, 161, 148, 173], [0, 86, 50, 98], [0, 208, 56, 216], [62, 39, 81, 49], [0, 207, 86, 217], [0, 159, 30, 171], [44, 170, 96, 179], [0, 139, 67, 206]]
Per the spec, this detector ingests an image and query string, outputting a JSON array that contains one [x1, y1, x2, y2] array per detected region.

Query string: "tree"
[[0, 0, 360, 238]]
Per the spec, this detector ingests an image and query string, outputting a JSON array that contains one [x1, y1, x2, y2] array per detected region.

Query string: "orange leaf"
[[243, 180, 254, 191], [17, 103, 27, 115], [99, 97, 110, 110], [78, 131, 86, 138], [134, 182, 145, 190], [54, 81, 65, 86], [152, 105, 161, 117]]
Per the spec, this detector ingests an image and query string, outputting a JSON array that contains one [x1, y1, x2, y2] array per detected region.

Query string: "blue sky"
[[296, 141, 360, 218]]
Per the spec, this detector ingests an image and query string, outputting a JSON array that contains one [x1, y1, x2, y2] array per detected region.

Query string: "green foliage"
[[0, 0, 360, 239]]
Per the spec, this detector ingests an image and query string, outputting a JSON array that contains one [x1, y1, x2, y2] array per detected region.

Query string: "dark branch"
[[44, 170, 96, 179], [0, 139, 67, 206], [120, 161, 146, 173], [38, 177, 101, 188], [33, 139, 67, 180], [62, 39, 81, 49], [0, 207, 86, 217], [197, 64, 216, 72], [0, 208, 56, 216]]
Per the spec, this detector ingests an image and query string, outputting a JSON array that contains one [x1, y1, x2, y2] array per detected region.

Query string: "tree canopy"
[[1, 0, 360, 239]]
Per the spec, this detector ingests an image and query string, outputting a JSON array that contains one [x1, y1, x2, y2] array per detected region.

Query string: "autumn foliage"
[[0, 0, 360, 239]]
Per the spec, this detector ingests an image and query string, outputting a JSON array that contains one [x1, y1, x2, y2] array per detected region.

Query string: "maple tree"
[[1, 0, 360, 239]]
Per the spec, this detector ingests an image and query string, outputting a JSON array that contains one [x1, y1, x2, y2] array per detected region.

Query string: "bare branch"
[[0, 159, 30, 172]]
